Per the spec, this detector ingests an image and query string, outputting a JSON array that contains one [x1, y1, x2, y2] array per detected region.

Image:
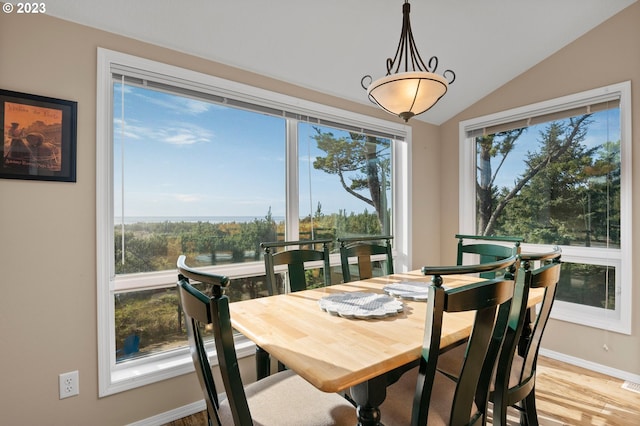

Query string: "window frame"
[[458, 81, 632, 335], [97, 48, 411, 396]]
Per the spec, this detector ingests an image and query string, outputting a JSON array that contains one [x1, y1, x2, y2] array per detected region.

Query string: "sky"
[[487, 108, 620, 190], [113, 83, 390, 219], [113, 83, 619, 221]]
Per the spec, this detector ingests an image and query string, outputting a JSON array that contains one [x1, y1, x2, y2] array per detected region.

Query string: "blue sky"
[[487, 108, 620, 190], [114, 84, 619, 219], [113, 84, 388, 219]]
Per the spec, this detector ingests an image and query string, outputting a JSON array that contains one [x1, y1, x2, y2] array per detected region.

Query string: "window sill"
[[103, 335, 257, 396]]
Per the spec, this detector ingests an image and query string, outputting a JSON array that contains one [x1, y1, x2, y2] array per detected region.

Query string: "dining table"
[[229, 270, 544, 426]]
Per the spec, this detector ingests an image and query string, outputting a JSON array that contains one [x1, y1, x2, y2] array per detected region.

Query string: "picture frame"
[[1, 89, 77, 182]]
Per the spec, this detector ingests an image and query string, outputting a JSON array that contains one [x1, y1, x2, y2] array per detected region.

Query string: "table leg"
[[256, 345, 270, 380], [349, 374, 387, 426]]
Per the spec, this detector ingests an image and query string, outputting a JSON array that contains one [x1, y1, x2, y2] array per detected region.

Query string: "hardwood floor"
[[522, 357, 640, 426], [163, 410, 208, 426], [164, 356, 640, 426]]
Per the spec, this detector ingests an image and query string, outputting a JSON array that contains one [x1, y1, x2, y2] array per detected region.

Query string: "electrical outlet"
[[59, 371, 79, 399]]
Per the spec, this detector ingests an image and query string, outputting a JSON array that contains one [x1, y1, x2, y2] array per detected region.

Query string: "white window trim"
[[458, 81, 632, 335], [97, 48, 411, 396]]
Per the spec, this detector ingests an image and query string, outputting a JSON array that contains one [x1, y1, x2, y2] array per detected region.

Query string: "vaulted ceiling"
[[46, 0, 636, 124]]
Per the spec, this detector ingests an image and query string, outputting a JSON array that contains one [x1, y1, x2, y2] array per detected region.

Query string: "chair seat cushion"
[[381, 366, 472, 426], [219, 369, 357, 425]]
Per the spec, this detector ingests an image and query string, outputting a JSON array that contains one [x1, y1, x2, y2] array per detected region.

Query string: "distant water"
[[114, 216, 285, 225]]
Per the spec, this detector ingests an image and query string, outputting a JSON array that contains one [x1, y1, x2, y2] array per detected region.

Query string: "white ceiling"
[[46, 0, 636, 124]]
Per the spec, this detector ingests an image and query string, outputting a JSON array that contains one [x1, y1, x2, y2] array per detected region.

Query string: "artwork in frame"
[[1, 89, 77, 182]]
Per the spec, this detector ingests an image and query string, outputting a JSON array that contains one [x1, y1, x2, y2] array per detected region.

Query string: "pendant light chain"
[[387, 1, 429, 75]]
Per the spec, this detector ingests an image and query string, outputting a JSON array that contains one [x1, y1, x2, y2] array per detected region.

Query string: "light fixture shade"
[[367, 71, 448, 122]]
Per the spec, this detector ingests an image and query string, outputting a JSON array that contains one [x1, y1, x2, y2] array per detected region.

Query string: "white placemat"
[[383, 281, 430, 301], [318, 292, 404, 319]]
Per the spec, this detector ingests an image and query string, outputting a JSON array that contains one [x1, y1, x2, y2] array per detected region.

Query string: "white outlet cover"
[[59, 371, 79, 399]]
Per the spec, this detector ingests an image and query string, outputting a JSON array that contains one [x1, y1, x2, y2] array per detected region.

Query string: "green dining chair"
[[176, 255, 357, 426], [259, 238, 333, 378], [455, 234, 523, 279], [436, 247, 561, 426], [338, 235, 393, 282], [491, 248, 561, 425], [380, 255, 519, 425], [261, 239, 332, 295]]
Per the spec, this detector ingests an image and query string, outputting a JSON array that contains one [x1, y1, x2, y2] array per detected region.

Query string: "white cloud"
[[175, 193, 203, 203], [135, 91, 211, 116], [116, 121, 214, 146]]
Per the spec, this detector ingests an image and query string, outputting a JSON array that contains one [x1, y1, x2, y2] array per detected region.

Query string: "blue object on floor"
[[116, 334, 140, 359]]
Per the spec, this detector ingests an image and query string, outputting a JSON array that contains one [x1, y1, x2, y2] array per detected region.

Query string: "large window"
[[113, 83, 287, 276], [459, 82, 632, 334], [97, 49, 410, 395]]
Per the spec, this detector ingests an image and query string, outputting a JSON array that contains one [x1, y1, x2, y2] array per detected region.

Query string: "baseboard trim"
[[539, 348, 640, 383], [127, 400, 206, 426]]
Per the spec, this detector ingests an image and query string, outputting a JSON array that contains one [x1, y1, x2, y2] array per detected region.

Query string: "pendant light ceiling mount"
[[362, 0, 455, 122]]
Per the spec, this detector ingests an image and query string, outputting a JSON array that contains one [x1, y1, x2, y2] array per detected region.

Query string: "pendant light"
[[361, 1, 455, 122]]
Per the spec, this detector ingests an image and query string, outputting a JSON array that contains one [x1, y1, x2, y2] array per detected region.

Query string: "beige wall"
[[439, 2, 640, 376], [0, 11, 441, 425]]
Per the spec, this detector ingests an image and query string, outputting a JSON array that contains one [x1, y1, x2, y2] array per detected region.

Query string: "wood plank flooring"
[[164, 356, 640, 426], [522, 357, 640, 426]]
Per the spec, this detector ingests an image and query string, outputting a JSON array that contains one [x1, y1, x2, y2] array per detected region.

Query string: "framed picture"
[[1, 89, 77, 182]]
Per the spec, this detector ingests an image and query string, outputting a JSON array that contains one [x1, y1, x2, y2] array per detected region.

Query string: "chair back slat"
[[520, 261, 561, 378], [445, 278, 515, 312], [261, 239, 332, 294], [413, 284, 446, 425], [356, 253, 374, 279], [178, 280, 213, 325]]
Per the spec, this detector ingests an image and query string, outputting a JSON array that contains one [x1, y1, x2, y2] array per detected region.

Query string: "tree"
[[311, 127, 390, 230], [477, 115, 593, 237], [477, 128, 524, 235], [236, 208, 277, 260]]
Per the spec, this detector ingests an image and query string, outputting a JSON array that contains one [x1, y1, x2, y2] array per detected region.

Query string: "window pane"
[[115, 287, 184, 362], [556, 263, 616, 310], [298, 123, 392, 241], [474, 108, 621, 311], [475, 109, 620, 248], [115, 276, 270, 363], [112, 82, 286, 361], [113, 82, 285, 274]]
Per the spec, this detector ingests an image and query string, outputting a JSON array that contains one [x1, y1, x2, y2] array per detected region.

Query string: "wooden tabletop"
[[229, 270, 543, 393]]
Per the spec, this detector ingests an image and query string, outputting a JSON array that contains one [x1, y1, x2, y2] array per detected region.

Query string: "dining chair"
[[261, 239, 332, 295], [491, 248, 561, 426], [380, 255, 519, 426], [455, 234, 523, 279], [436, 247, 561, 426], [338, 235, 393, 282], [176, 255, 357, 426], [259, 238, 333, 378]]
